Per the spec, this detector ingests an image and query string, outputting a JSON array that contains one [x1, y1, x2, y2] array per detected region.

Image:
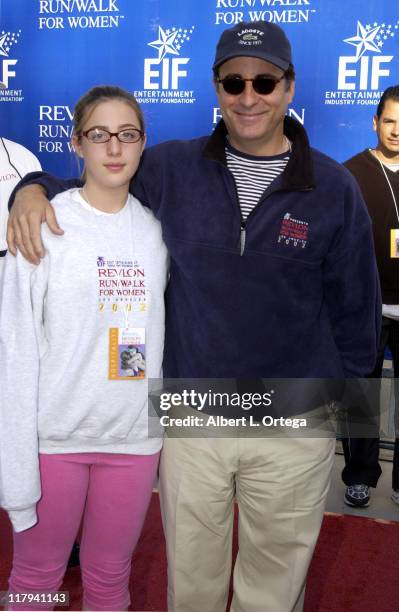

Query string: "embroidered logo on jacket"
[[278, 213, 309, 248]]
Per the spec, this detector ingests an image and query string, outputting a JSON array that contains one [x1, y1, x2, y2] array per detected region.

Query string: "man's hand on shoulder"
[[7, 184, 64, 264]]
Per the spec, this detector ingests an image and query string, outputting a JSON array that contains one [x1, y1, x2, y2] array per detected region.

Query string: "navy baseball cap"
[[213, 21, 292, 72]]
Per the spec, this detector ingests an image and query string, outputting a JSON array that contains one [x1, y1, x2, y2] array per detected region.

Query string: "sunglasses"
[[217, 74, 285, 96]]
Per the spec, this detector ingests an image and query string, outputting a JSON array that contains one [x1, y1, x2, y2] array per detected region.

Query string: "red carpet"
[[1, 495, 399, 611]]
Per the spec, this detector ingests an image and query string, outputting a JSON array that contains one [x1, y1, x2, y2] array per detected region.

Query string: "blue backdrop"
[[0, 0, 398, 177]]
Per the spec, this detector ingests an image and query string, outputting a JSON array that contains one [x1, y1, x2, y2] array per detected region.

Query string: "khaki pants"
[[159, 434, 335, 612]]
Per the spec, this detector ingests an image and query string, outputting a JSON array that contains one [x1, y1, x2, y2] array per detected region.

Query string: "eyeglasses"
[[217, 74, 285, 96], [82, 127, 144, 144]]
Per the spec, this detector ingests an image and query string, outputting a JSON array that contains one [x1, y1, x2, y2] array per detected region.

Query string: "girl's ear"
[[71, 135, 83, 157]]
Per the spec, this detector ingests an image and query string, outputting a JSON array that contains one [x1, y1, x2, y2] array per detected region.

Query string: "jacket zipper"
[[219, 158, 312, 257], [220, 164, 247, 255], [240, 223, 246, 256], [226, 163, 286, 256], [238, 190, 276, 256]]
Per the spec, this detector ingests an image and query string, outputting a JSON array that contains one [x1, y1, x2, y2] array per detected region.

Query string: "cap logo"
[[242, 33, 257, 41], [237, 28, 264, 47]]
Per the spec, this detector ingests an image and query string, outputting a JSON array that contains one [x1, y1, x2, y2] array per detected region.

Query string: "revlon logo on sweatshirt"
[[98, 267, 145, 277], [278, 213, 308, 248], [96, 257, 148, 304]]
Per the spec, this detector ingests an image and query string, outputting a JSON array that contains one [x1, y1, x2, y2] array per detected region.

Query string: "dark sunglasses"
[[217, 74, 285, 96]]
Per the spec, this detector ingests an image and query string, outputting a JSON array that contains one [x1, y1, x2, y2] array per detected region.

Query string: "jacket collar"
[[203, 115, 315, 191]]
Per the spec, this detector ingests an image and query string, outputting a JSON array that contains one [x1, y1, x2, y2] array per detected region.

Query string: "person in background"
[[0, 137, 41, 270], [0, 135, 80, 570], [0, 85, 168, 611], [6, 21, 380, 612], [342, 85, 399, 508]]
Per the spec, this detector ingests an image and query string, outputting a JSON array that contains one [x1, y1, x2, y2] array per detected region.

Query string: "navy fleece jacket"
[[11, 117, 381, 380]]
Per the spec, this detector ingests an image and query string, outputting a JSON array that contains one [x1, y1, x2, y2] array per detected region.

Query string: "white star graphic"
[[344, 21, 381, 60], [148, 26, 179, 61], [0, 33, 9, 57]]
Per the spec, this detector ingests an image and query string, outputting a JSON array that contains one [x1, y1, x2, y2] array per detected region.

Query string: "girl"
[[0, 86, 168, 610]]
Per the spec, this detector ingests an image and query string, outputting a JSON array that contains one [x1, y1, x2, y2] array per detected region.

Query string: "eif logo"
[[0, 29, 21, 89], [324, 20, 398, 107], [338, 20, 396, 91], [135, 25, 196, 106], [144, 25, 194, 90]]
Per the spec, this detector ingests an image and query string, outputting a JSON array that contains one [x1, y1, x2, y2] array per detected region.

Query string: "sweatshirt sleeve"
[[0, 251, 48, 532], [8, 172, 81, 211], [323, 177, 381, 378]]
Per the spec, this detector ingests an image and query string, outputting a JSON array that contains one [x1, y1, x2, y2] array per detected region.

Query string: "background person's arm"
[[0, 251, 48, 532], [7, 172, 80, 263], [323, 178, 381, 378]]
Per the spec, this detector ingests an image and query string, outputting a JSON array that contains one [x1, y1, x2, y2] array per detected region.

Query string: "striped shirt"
[[226, 142, 290, 221]]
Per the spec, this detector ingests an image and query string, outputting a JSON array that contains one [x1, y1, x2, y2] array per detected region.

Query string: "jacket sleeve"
[[131, 149, 162, 216], [323, 178, 381, 378], [8, 172, 81, 211], [0, 252, 49, 531]]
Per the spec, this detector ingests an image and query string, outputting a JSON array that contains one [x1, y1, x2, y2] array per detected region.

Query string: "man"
[[0, 137, 41, 271], [342, 85, 399, 509], [7, 21, 380, 612]]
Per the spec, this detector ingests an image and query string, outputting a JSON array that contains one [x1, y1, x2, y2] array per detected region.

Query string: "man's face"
[[215, 56, 295, 156], [373, 99, 399, 158]]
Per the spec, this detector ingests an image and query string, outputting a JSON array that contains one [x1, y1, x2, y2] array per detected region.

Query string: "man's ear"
[[287, 79, 295, 105], [372, 115, 378, 132]]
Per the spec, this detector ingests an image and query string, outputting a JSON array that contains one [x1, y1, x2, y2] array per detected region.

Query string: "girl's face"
[[72, 99, 145, 191]]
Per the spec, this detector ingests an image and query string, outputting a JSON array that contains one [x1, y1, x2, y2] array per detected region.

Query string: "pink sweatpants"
[[8, 452, 159, 611]]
